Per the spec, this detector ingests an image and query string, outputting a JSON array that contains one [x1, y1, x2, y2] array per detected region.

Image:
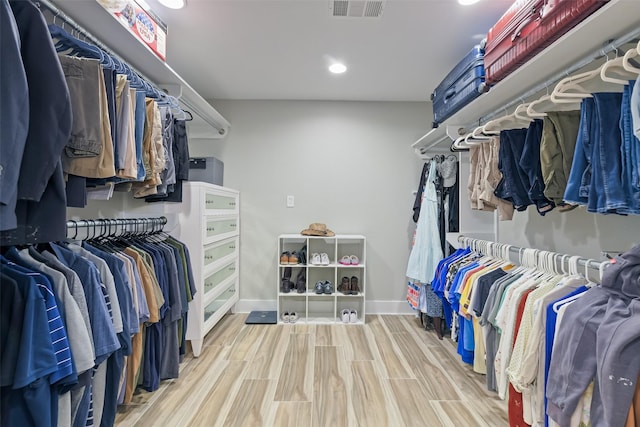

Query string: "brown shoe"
[[289, 251, 299, 264], [339, 277, 350, 294], [280, 251, 290, 264], [350, 276, 360, 295]]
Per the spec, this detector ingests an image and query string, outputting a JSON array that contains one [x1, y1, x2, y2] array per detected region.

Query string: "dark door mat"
[[245, 310, 277, 324]]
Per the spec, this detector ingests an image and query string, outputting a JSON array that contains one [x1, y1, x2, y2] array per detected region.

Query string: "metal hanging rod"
[[458, 235, 608, 282], [66, 216, 167, 239]]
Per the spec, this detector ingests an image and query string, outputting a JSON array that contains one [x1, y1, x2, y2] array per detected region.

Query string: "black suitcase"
[[431, 45, 488, 128]]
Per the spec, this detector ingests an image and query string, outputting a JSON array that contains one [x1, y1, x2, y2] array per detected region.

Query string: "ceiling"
[[80, 0, 515, 102]]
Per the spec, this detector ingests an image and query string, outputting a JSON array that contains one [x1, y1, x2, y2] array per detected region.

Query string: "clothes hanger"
[[481, 109, 530, 134], [598, 260, 609, 283], [49, 24, 108, 65], [549, 55, 626, 102], [550, 69, 599, 102], [450, 135, 470, 151], [526, 95, 551, 117], [622, 47, 640, 74], [513, 102, 534, 122], [600, 50, 638, 84], [467, 125, 493, 142], [462, 132, 486, 146]]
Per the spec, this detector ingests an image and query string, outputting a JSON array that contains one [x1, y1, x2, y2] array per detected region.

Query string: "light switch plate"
[[286, 195, 295, 208]]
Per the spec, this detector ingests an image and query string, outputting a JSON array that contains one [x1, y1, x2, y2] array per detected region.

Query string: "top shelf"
[[412, 0, 640, 153], [279, 234, 366, 240], [49, 0, 230, 139]]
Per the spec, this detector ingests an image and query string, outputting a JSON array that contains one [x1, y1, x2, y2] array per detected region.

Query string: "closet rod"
[[458, 235, 607, 281], [477, 26, 640, 127], [33, 0, 225, 135], [66, 216, 167, 238]]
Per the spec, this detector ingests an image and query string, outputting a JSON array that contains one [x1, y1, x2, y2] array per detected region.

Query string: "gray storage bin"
[[189, 157, 224, 186]]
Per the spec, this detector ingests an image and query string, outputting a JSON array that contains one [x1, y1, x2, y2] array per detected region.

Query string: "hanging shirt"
[[13, 248, 95, 375], [0, 0, 28, 231], [0, 267, 57, 427], [1, 255, 75, 386], [406, 160, 444, 283], [50, 243, 120, 365], [1, 0, 72, 245]]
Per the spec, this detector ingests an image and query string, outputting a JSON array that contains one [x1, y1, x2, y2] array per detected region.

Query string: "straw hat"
[[300, 223, 335, 237]]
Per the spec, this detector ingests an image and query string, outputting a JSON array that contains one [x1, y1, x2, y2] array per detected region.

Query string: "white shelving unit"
[[277, 234, 366, 324]]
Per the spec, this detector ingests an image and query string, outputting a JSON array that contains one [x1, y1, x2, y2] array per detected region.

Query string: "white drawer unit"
[[175, 182, 240, 357]]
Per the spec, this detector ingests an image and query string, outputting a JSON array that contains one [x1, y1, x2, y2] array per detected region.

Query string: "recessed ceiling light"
[[329, 63, 347, 74], [458, 0, 481, 5], [158, 0, 185, 9]]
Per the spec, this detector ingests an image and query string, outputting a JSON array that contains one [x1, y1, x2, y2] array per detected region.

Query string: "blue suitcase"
[[431, 45, 488, 128]]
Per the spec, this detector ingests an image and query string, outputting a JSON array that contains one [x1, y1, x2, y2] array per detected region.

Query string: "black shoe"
[[323, 280, 333, 294], [281, 267, 293, 293], [295, 269, 306, 293], [298, 245, 307, 265]]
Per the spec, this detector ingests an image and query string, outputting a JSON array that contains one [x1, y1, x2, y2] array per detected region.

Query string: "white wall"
[[457, 146, 640, 262], [496, 205, 640, 260], [189, 100, 430, 313]]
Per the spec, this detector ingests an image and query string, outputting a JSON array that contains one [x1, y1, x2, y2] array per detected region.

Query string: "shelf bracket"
[[446, 125, 466, 140], [159, 83, 183, 98]]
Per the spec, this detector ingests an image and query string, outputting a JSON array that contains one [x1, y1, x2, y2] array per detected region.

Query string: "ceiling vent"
[[330, 0, 385, 18]]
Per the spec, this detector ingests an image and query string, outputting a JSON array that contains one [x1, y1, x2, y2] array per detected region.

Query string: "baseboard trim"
[[235, 299, 415, 315]]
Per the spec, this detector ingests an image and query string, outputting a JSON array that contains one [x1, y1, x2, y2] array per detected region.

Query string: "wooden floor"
[[115, 315, 508, 427]]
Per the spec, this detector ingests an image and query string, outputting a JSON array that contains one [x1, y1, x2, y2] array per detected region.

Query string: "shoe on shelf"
[[314, 281, 325, 294], [349, 255, 360, 265], [310, 253, 321, 265], [320, 253, 330, 266], [298, 245, 307, 265], [281, 267, 293, 293], [280, 251, 290, 264], [289, 251, 299, 264], [289, 312, 299, 323], [338, 276, 350, 294], [281, 312, 290, 323], [349, 309, 358, 323], [295, 269, 306, 293], [339, 255, 351, 265], [341, 309, 350, 323], [350, 276, 360, 295], [323, 280, 333, 294]]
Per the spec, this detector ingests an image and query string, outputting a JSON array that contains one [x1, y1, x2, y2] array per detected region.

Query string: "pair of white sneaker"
[[281, 312, 299, 323], [310, 252, 330, 265], [341, 309, 358, 323]]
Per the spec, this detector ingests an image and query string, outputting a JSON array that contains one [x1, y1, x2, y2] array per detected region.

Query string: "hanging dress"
[[406, 160, 444, 316]]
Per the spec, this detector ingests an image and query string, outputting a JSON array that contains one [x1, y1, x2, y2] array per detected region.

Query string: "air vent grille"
[[331, 0, 384, 18], [333, 0, 349, 16]]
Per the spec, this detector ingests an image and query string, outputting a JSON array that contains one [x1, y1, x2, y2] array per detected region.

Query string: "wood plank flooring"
[[115, 314, 508, 427]]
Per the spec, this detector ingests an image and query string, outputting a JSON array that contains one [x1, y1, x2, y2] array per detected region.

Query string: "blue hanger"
[[49, 24, 115, 70]]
